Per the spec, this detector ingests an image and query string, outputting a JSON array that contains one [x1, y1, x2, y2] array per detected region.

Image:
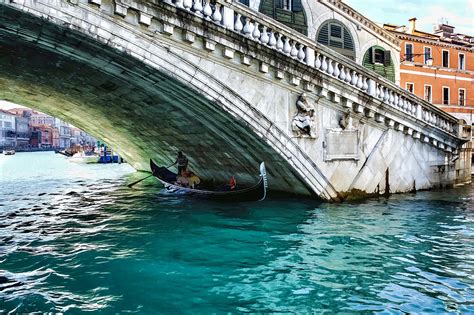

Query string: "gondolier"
[[169, 151, 188, 175]]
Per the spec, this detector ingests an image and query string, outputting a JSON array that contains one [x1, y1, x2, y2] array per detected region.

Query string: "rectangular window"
[[459, 89, 466, 106], [459, 53, 465, 70], [405, 43, 414, 62], [406, 83, 414, 93], [424, 85, 432, 102], [442, 87, 450, 105], [442, 50, 449, 68], [424, 47, 432, 65], [374, 49, 384, 64]]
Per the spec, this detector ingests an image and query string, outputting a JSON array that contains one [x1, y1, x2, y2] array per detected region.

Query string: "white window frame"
[[423, 46, 432, 65], [424, 84, 432, 103], [458, 53, 465, 70], [458, 88, 466, 106], [405, 43, 414, 62], [442, 86, 450, 105], [442, 49, 450, 68], [406, 82, 415, 93]]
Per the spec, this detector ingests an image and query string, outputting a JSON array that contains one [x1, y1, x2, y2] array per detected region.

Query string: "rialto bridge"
[[0, 0, 471, 200]]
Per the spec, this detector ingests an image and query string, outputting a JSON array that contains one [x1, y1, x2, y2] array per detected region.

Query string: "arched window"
[[362, 46, 395, 82], [259, 0, 307, 35], [317, 21, 355, 60]]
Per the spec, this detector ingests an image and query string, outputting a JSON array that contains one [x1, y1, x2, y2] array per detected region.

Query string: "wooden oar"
[[127, 174, 153, 188]]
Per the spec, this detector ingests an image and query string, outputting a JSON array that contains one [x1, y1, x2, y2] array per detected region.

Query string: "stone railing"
[[161, 0, 460, 143]]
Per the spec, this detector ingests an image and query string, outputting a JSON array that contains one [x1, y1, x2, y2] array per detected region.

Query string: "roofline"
[[386, 29, 474, 51]]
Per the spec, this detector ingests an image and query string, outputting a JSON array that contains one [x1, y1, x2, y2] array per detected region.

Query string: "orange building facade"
[[384, 19, 473, 125]]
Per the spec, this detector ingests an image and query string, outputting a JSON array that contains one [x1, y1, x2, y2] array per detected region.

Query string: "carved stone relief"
[[291, 92, 317, 138]]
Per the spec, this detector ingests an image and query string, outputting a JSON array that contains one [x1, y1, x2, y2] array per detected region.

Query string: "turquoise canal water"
[[0, 152, 473, 313]]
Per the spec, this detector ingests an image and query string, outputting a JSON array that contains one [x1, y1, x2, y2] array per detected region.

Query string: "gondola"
[[150, 159, 267, 202]]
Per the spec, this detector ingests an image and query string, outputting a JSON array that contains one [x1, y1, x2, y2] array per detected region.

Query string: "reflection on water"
[[0, 152, 473, 313]]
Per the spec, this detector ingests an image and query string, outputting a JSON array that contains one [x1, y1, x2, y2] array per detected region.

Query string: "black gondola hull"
[[150, 159, 267, 202]]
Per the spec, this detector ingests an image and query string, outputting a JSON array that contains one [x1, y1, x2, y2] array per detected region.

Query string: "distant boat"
[[150, 159, 268, 202], [3, 149, 15, 155], [55, 149, 74, 157], [68, 152, 99, 164]]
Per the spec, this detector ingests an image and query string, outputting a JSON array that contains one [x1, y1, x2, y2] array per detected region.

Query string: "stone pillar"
[[305, 47, 315, 67], [416, 104, 422, 120], [222, 6, 235, 30], [367, 79, 376, 97]]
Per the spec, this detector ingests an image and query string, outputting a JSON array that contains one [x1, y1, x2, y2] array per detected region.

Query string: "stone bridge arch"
[[0, 1, 339, 199]]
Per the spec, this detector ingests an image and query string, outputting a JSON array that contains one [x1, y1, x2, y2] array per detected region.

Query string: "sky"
[[0, 100, 27, 111], [343, 0, 473, 35]]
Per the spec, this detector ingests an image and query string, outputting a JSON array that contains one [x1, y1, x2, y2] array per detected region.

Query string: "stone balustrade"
[[159, 0, 460, 150]]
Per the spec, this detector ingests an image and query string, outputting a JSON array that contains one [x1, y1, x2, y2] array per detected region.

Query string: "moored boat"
[[3, 149, 15, 155], [150, 159, 268, 202]]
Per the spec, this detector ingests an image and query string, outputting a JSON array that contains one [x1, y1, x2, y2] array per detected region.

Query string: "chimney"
[[408, 17, 417, 34]]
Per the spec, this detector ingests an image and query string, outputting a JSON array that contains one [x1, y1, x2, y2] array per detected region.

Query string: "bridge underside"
[[0, 5, 314, 196]]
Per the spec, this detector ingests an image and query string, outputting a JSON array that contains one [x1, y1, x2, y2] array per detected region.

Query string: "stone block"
[[342, 99, 352, 109], [183, 30, 195, 43], [290, 76, 300, 86], [115, 4, 128, 17], [162, 23, 174, 35], [275, 70, 284, 80], [204, 40, 216, 51], [241, 55, 251, 66], [89, 0, 101, 5], [303, 81, 314, 92], [375, 113, 384, 123], [353, 103, 363, 113], [139, 13, 152, 26], [364, 108, 374, 118], [259, 62, 269, 73], [223, 47, 234, 59], [395, 123, 404, 132], [385, 118, 395, 128]]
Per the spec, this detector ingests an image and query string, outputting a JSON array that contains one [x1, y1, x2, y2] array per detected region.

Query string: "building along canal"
[[0, 151, 473, 313]]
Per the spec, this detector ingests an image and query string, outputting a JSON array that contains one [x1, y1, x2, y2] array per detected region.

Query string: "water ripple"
[[1, 153, 473, 313]]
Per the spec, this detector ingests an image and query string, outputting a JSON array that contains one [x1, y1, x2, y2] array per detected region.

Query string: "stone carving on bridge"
[[292, 93, 316, 138], [339, 109, 355, 130]]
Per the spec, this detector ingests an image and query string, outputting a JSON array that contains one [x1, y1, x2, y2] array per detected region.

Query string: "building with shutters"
[[244, 0, 401, 83], [384, 18, 474, 125]]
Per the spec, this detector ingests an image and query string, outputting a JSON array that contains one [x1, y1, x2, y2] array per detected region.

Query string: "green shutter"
[[317, 24, 329, 45], [363, 46, 395, 82], [259, 0, 307, 35]]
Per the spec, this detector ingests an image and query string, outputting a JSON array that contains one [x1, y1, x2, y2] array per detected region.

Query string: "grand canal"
[[0, 152, 473, 313]]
